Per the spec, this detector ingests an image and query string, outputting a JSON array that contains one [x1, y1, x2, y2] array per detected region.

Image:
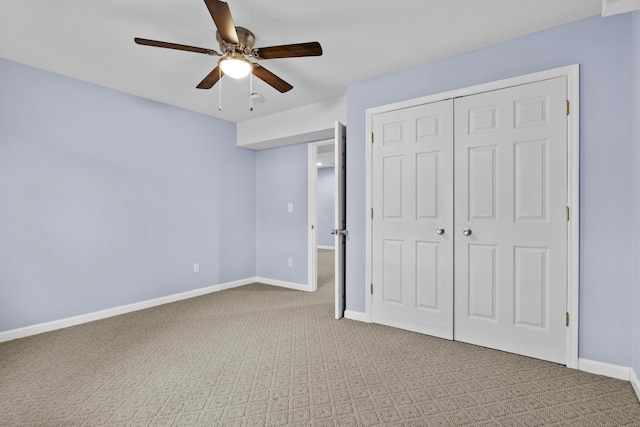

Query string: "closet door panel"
[[372, 100, 454, 339], [454, 77, 568, 364]]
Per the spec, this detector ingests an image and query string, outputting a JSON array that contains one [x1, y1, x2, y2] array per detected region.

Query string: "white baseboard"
[[631, 368, 640, 402], [0, 277, 255, 343], [317, 246, 335, 250], [344, 310, 369, 322], [578, 358, 631, 381], [255, 277, 310, 292]]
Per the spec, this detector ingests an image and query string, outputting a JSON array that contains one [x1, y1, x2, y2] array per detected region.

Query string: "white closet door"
[[454, 77, 568, 364], [372, 100, 454, 339]]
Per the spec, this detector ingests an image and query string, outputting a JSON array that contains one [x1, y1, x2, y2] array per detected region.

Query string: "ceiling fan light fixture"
[[219, 54, 251, 79]]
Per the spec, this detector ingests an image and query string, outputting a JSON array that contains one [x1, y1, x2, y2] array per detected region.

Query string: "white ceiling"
[[0, 0, 601, 123]]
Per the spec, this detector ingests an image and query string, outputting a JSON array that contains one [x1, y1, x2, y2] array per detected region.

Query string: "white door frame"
[[308, 139, 335, 292], [365, 64, 580, 368]]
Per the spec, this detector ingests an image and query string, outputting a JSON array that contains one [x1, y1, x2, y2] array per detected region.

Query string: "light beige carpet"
[[0, 249, 639, 426]]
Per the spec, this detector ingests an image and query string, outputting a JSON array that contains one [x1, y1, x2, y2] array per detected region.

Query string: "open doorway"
[[308, 122, 346, 318], [307, 140, 335, 293]]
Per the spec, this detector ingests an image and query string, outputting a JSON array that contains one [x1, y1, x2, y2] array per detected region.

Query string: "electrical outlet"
[[288, 258, 293, 267], [193, 263, 199, 273], [287, 203, 293, 213]]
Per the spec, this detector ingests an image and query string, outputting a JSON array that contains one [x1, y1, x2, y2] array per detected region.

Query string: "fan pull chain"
[[218, 67, 222, 111], [249, 70, 254, 112]]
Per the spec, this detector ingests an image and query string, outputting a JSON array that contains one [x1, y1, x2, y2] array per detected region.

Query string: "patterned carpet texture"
[[1, 249, 639, 426]]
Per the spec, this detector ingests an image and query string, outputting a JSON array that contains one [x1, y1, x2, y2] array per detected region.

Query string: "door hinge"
[[370, 283, 373, 294], [371, 132, 374, 143], [566, 206, 570, 221], [565, 100, 570, 116], [565, 312, 569, 327], [371, 208, 374, 219]]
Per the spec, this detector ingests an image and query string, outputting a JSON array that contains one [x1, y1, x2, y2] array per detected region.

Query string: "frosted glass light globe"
[[220, 55, 251, 79]]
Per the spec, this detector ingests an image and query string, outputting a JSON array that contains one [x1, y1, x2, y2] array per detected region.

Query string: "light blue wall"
[[0, 59, 256, 332], [346, 15, 634, 366], [632, 11, 640, 376], [256, 144, 308, 284], [317, 167, 335, 248]]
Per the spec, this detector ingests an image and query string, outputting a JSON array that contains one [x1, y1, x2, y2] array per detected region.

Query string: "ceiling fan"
[[134, 0, 322, 94]]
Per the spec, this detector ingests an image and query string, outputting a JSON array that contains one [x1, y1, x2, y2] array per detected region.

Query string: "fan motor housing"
[[216, 26, 255, 54]]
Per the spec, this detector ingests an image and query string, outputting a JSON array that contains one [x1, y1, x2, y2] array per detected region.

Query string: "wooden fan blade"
[[204, 0, 239, 44], [255, 42, 322, 59], [134, 38, 218, 55], [252, 65, 293, 93], [196, 66, 223, 89]]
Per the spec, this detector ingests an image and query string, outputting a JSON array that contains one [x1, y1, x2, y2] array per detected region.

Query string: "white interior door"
[[454, 77, 568, 363], [371, 100, 454, 339], [334, 122, 347, 319]]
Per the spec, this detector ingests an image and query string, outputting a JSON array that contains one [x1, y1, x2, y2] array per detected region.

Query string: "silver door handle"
[[331, 229, 348, 236], [436, 227, 445, 235], [463, 228, 472, 236]]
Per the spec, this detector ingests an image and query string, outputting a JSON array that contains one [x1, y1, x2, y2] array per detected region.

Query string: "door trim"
[[365, 64, 580, 369]]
